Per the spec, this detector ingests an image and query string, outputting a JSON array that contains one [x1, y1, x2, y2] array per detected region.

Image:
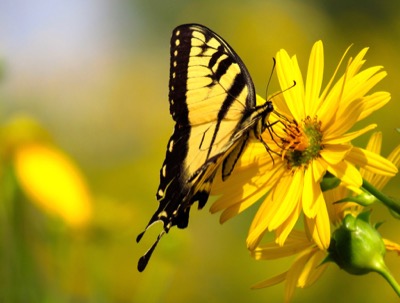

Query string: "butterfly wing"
[[137, 24, 257, 271]]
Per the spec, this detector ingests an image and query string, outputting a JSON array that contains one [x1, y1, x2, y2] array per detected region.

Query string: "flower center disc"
[[282, 116, 323, 168]]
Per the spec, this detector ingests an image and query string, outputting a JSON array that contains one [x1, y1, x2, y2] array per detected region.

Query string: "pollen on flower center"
[[281, 116, 323, 168]]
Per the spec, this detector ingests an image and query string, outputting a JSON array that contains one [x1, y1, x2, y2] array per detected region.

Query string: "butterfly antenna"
[[137, 230, 166, 272], [268, 80, 297, 102], [264, 79, 297, 149], [265, 57, 276, 100]]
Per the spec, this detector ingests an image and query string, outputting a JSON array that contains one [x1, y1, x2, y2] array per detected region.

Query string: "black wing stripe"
[[208, 45, 225, 70], [213, 55, 234, 83], [206, 72, 246, 159]]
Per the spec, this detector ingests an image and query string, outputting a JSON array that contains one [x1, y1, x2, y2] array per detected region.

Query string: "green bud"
[[320, 172, 341, 192], [328, 212, 386, 275], [327, 211, 386, 275], [326, 211, 400, 296]]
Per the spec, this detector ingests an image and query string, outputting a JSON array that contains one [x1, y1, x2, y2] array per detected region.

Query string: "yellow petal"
[[251, 272, 287, 289], [383, 238, 400, 254], [284, 248, 314, 302], [270, 92, 292, 119], [304, 180, 324, 219], [13, 143, 92, 227], [305, 41, 324, 117], [373, 144, 400, 189], [251, 230, 311, 260], [324, 124, 377, 145], [312, 158, 327, 182], [269, 169, 303, 230], [319, 143, 352, 165], [323, 98, 364, 137], [218, 187, 267, 223], [326, 160, 363, 189], [314, 200, 331, 249], [357, 91, 391, 122], [211, 141, 267, 195], [317, 45, 353, 127], [304, 197, 330, 250], [388, 144, 400, 167], [345, 47, 368, 78], [247, 195, 274, 250], [360, 132, 382, 182], [346, 147, 398, 177], [365, 132, 382, 154], [276, 49, 304, 121], [290, 55, 306, 118], [275, 203, 302, 246], [324, 185, 353, 223], [319, 44, 353, 102], [247, 172, 299, 250], [211, 159, 285, 219], [340, 67, 385, 107], [302, 166, 324, 217], [298, 250, 328, 287]]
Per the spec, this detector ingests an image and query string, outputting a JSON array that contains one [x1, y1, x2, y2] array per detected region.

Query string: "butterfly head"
[[254, 100, 274, 134]]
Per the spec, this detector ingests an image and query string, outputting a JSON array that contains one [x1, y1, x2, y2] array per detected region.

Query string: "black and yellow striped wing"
[[137, 24, 273, 271]]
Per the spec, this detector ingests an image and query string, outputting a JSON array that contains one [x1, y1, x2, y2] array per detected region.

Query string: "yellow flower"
[[13, 143, 92, 228], [250, 132, 400, 302], [211, 41, 397, 250], [0, 115, 92, 228]]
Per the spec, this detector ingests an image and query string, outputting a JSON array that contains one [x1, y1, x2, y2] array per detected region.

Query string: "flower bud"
[[326, 211, 386, 275]]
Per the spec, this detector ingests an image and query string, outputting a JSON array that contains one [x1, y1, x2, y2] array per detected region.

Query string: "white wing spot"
[[172, 72, 176, 78], [174, 50, 178, 57], [176, 30, 180, 36], [158, 188, 164, 197], [175, 39, 180, 46], [162, 164, 167, 177], [173, 61, 177, 67]]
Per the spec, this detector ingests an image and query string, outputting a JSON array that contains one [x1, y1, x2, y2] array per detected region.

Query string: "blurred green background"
[[1, 0, 400, 302]]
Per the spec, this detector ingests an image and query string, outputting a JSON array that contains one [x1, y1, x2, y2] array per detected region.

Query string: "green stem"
[[376, 263, 400, 297], [362, 179, 400, 217]]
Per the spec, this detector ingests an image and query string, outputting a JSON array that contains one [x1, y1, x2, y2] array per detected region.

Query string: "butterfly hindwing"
[[137, 24, 273, 271]]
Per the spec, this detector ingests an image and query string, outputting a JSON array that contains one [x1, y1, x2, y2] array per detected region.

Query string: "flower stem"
[[376, 263, 400, 297], [362, 179, 400, 218]]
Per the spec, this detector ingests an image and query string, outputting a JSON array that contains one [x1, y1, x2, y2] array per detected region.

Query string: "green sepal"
[[320, 172, 340, 192]]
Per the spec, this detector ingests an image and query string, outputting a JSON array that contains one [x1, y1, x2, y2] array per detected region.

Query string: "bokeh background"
[[1, 0, 399, 302]]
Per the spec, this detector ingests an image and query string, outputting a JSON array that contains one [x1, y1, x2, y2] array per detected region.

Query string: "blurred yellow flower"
[[211, 41, 397, 251], [250, 132, 400, 302], [251, 230, 327, 303], [13, 143, 92, 227]]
